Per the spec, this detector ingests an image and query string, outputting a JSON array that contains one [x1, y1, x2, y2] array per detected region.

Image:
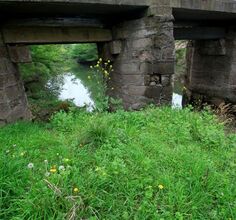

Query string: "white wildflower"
[[59, 165, 65, 171], [27, 163, 34, 169], [45, 172, 50, 177]]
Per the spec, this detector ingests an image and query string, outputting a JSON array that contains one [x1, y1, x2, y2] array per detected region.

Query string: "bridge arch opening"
[[16, 42, 113, 119]]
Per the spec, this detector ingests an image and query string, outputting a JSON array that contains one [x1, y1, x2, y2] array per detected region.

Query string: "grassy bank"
[[0, 107, 236, 219]]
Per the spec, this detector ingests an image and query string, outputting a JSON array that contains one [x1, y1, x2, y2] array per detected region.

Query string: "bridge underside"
[[1, 0, 236, 125]]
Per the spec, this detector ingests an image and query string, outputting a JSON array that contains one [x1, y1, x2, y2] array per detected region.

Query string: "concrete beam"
[[2, 27, 112, 44], [0, 0, 148, 19], [174, 27, 226, 40], [3, 17, 105, 28], [171, 0, 236, 14], [0, 0, 149, 6]]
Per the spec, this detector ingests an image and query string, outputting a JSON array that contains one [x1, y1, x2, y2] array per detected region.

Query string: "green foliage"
[[20, 44, 70, 83], [70, 44, 98, 62], [175, 41, 187, 77], [19, 44, 71, 104], [0, 107, 236, 219]]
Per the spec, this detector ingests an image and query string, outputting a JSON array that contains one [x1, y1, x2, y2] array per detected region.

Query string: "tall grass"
[[0, 107, 235, 219]]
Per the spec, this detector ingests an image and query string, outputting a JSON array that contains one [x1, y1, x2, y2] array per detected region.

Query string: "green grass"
[[0, 107, 236, 219]]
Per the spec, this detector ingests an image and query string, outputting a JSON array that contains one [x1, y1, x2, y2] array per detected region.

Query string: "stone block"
[[161, 85, 173, 103], [113, 61, 150, 75], [145, 85, 162, 99], [112, 74, 146, 86], [124, 85, 147, 96], [8, 45, 32, 63], [151, 62, 175, 75], [161, 75, 172, 86], [5, 85, 21, 100], [199, 39, 226, 56], [0, 103, 10, 118], [130, 38, 153, 49], [0, 90, 6, 101], [0, 46, 8, 58], [147, 6, 173, 17], [109, 40, 122, 55]]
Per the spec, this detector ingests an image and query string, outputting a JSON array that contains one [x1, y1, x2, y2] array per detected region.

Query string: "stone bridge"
[[1, 0, 236, 125]]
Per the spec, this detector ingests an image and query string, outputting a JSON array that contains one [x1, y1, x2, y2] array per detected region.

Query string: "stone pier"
[[0, 0, 236, 123], [99, 6, 175, 109], [184, 29, 236, 106], [0, 33, 31, 126]]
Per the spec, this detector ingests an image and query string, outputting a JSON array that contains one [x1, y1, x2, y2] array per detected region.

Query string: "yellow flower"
[[73, 187, 79, 193], [50, 168, 57, 173], [158, 184, 164, 190]]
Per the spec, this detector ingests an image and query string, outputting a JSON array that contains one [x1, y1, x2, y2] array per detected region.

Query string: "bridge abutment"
[[100, 14, 175, 110], [0, 32, 31, 125], [184, 29, 236, 107]]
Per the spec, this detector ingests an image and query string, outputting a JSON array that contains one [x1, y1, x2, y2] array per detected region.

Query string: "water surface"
[[59, 73, 94, 111]]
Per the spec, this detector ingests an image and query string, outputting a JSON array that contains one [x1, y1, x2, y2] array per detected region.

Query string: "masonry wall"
[[184, 29, 236, 106], [99, 10, 175, 110], [0, 32, 31, 126]]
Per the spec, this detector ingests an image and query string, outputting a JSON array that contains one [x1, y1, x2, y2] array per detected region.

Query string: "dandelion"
[[59, 165, 65, 171], [50, 165, 57, 173], [27, 163, 34, 169], [158, 184, 164, 190], [73, 187, 79, 193], [50, 168, 57, 173]]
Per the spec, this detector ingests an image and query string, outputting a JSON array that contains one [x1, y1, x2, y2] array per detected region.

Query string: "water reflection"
[[59, 73, 94, 111], [58, 70, 183, 110], [172, 93, 183, 109]]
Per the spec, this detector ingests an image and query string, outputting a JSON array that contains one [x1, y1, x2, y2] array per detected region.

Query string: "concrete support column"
[[0, 31, 31, 126], [184, 29, 236, 106], [100, 11, 175, 110]]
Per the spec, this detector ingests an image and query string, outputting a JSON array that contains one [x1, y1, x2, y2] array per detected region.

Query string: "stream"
[[58, 66, 183, 110]]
